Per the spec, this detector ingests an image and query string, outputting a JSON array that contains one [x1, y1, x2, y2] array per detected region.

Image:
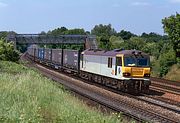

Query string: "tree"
[[162, 13, 180, 63], [39, 31, 46, 35], [128, 37, 145, 50], [0, 31, 8, 39], [50, 27, 68, 36], [64, 28, 86, 35], [91, 24, 116, 49], [91, 24, 116, 38], [141, 32, 149, 38], [117, 30, 136, 40], [49, 27, 86, 35], [109, 36, 124, 50], [141, 32, 168, 42], [99, 34, 110, 49], [85, 31, 90, 35], [142, 42, 158, 56]]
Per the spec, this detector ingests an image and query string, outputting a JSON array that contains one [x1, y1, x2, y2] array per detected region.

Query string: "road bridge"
[[6, 33, 98, 50]]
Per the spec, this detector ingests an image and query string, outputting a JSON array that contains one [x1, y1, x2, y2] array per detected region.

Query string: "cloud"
[[169, 0, 180, 3], [0, 2, 7, 8], [131, 2, 150, 6]]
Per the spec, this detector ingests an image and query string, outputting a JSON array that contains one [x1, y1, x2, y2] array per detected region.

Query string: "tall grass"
[[164, 64, 180, 81], [0, 61, 123, 123]]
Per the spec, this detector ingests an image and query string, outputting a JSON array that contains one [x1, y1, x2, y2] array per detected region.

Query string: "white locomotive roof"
[[83, 49, 148, 56]]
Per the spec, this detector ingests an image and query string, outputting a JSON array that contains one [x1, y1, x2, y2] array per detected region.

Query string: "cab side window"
[[81, 54, 83, 68], [108, 57, 113, 68], [116, 57, 122, 66], [115, 57, 122, 75]]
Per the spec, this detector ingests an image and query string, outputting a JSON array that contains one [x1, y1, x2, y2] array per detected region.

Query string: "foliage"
[[0, 61, 123, 123], [0, 31, 8, 39], [109, 36, 124, 50], [16, 44, 28, 53], [64, 28, 86, 35], [91, 24, 116, 50], [159, 48, 176, 77], [142, 42, 158, 56], [98, 34, 111, 49], [164, 64, 180, 81], [128, 37, 145, 50], [116, 30, 136, 40], [162, 12, 180, 63], [48, 27, 68, 35], [40, 31, 46, 35], [141, 32, 168, 42], [48, 27, 86, 36], [91, 24, 116, 38], [0, 39, 19, 62]]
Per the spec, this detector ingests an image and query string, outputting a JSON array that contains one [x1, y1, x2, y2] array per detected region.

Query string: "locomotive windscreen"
[[124, 56, 150, 67]]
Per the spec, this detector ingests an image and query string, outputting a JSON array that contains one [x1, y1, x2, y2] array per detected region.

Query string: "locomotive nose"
[[123, 67, 151, 78]]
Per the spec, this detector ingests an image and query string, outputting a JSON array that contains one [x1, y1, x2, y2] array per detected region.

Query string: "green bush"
[[0, 39, 19, 62], [177, 57, 180, 65], [159, 48, 176, 77]]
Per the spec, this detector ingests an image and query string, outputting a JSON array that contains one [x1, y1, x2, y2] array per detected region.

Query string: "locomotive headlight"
[[123, 72, 131, 77], [144, 73, 150, 77]]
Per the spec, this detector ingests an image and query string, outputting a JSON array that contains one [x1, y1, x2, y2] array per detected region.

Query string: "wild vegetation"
[[0, 39, 19, 62], [0, 61, 126, 123]]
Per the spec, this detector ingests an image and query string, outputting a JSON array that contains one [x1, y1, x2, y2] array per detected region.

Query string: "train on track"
[[27, 46, 151, 93]]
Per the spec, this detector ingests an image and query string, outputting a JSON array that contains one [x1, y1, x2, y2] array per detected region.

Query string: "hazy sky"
[[0, 0, 179, 35]]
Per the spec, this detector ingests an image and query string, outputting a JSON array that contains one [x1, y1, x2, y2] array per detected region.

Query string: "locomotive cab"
[[116, 51, 151, 92], [122, 54, 150, 78]]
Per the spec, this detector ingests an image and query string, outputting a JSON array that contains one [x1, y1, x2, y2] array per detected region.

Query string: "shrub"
[[0, 39, 19, 62], [159, 48, 176, 77]]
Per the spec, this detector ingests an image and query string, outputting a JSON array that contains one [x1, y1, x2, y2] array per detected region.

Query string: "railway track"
[[150, 77, 180, 95], [78, 74, 180, 114], [137, 94, 180, 114], [22, 54, 180, 123]]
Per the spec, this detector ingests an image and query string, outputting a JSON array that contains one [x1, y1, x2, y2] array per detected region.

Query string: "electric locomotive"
[[80, 49, 151, 92]]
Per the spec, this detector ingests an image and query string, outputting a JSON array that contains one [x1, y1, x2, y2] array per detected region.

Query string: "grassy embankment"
[[151, 62, 180, 81], [0, 61, 124, 123], [164, 64, 180, 81]]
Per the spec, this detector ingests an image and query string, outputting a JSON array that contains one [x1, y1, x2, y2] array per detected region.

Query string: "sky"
[[0, 0, 180, 35]]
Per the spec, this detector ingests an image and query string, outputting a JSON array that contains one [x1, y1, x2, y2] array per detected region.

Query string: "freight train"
[[27, 46, 151, 93]]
